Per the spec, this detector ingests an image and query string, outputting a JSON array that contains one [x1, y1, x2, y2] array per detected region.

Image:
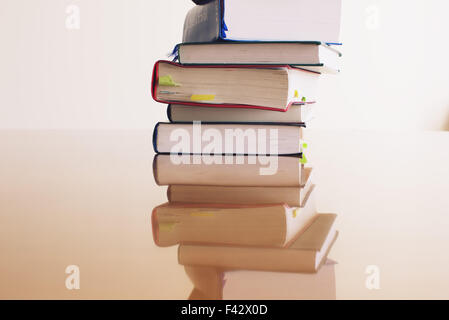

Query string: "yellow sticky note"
[[190, 94, 215, 102], [159, 75, 180, 87], [294, 90, 299, 98], [292, 209, 299, 218]]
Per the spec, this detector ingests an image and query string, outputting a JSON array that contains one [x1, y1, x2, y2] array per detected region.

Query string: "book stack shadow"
[[150, 0, 342, 300]]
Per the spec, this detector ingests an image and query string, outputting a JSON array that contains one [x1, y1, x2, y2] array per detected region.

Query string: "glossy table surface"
[[1, 129, 449, 299]]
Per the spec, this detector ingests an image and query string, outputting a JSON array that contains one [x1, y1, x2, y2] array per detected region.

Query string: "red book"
[[151, 60, 319, 112]]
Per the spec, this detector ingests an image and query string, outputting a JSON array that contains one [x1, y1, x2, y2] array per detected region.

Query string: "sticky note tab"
[[300, 155, 308, 165], [190, 94, 215, 102], [301, 96, 307, 102], [294, 90, 299, 98], [159, 75, 180, 87], [159, 222, 177, 232], [292, 209, 299, 218], [190, 211, 215, 217]]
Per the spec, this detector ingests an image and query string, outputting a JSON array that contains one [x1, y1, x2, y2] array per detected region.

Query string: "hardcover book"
[[174, 41, 341, 73], [167, 103, 314, 124], [153, 154, 306, 187], [183, 0, 342, 44], [151, 60, 318, 111], [153, 122, 304, 156], [152, 185, 316, 247], [167, 167, 313, 207], [178, 213, 338, 273]]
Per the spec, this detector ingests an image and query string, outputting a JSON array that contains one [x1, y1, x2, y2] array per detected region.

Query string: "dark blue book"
[[182, 0, 342, 45]]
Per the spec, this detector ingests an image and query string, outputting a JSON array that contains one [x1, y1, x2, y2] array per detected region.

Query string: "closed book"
[[186, 259, 337, 300], [167, 103, 314, 124], [167, 167, 313, 207], [178, 213, 338, 273], [175, 41, 341, 73], [183, 0, 342, 44], [152, 185, 316, 247], [151, 60, 318, 111], [153, 154, 305, 187], [153, 122, 304, 156]]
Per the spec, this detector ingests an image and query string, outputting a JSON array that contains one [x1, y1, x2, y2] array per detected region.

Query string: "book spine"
[[152, 122, 160, 153], [182, 0, 222, 43], [166, 105, 173, 122]]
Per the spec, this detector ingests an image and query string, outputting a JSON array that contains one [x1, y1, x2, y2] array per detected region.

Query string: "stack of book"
[[150, 0, 342, 300]]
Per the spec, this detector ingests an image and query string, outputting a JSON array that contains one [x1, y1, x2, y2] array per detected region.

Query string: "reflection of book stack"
[[150, 0, 342, 300], [181, 213, 338, 300], [186, 259, 337, 300]]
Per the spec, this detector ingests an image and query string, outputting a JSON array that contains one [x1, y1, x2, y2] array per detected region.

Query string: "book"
[[151, 60, 319, 111], [174, 41, 341, 73], [178, 213, 338, 273], [153, 154, 305, 187], [167, 167, 313, 207], [152, 122, 304, 156], [186, 259, 337, 300], [167, 103, 314, 124], [152, 185, 316, 247], [183, 0, 342, 44]]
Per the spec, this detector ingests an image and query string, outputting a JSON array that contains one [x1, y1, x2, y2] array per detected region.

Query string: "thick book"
[[178, 213, 338, 273], [167, 167, 313, 207], [153, 154, 305, 187], [151, 60, 318, 112], [174, 41, 341, 73], [167, 103, 314, 124], [153, 122, 304, 156], [152, 185, 316, 247], [186, 259, 337, 300], [183, 0, 342, 44]]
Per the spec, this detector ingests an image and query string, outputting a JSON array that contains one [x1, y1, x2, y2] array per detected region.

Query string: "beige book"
[[168, 103, 314, 123], [152, 186, 316, 248], [154, 122, 303, 156], [178, 41, 341, 73], [167, 168, 313, 207], [153, 154, 304, 187], [153, 61, 318, 111], [186, 259, 337, 300], [178, 213, 338, 273]]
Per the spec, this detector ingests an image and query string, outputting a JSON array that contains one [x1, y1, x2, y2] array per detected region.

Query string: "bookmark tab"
[[159, 222, 177, 232], [293, 209, 299, 218], [190, 94, 215, 102]]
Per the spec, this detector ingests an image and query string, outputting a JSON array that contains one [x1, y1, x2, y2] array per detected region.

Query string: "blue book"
[[182, 0, 342, 45]]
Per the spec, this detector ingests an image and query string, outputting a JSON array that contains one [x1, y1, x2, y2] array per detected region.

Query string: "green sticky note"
[[300, 155, 308, 165], [159, 75, 180, 87], [301, 96, 307, 102]]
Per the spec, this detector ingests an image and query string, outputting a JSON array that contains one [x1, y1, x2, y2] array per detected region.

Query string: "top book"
[[183, 0, 342, 44]]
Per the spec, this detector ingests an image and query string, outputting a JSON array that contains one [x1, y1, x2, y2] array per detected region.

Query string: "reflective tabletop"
[[1, 129, 449, 299]]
